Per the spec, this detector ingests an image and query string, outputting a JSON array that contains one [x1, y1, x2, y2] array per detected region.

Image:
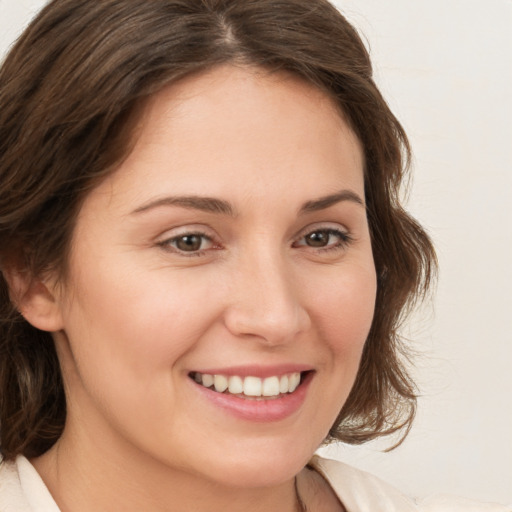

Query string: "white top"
[[309, 456, 511, 512], [0, 456, 59, 512], [0, 454, 509, 511]]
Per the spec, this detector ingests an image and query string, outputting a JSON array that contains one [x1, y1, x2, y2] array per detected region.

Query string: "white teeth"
[[289, 372, 301, 393], [262, 376, 280, 397], [214, 374, 228, 393], [202, 374, 214, 387], [243, 376, 262, 396], [193, 371, 305, 397], [279, 375, 289, 393], [228, 375, 243, 394]]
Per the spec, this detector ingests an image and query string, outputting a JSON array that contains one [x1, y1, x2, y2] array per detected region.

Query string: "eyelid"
[[154, 222, 353, 257], [155, 223, 216, 241], [292, 223, 353, 250], [156, 225, 221, 256], [295, 221, 350, 239]]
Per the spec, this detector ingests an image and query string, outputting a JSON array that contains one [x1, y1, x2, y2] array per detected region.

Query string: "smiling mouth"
[[189, 371, 308, 399]]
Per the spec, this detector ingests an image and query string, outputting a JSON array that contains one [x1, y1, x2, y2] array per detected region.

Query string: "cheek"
[[58, 260, 224, 389], [314, 266, 377, 414], [55, 265, 227, 448], [311, 263, 377, 357], [295, 270, 376, 441]]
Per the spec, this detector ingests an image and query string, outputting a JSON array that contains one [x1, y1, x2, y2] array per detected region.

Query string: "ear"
[[3, 267, 65, 332]]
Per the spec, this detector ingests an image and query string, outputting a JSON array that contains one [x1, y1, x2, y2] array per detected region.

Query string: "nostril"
[[223, 303, 311, 346]]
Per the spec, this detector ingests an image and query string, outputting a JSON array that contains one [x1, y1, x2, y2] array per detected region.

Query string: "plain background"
[[1, 0, 511, 505]]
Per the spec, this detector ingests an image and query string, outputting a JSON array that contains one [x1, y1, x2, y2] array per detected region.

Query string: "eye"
[[293, 227, 351, 251], [158, 232, 216, 255]]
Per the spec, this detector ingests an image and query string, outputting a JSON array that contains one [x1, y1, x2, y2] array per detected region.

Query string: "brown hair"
[[0, 0, 436, 461]]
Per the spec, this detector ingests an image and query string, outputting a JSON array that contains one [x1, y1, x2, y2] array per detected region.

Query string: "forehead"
[[79, 65, 365, 216]]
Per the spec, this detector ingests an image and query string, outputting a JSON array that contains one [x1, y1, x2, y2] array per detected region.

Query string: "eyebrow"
[[132, 195, 236, 216], [131, 189, 364, 217], [298, 190, 365, 214]]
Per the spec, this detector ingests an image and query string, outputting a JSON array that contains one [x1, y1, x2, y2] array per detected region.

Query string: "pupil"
[[177, 235, 202, 251], [307, 231, 328, 247]]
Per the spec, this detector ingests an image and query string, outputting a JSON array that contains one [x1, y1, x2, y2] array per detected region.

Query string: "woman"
[[0, 1, 506, 511]]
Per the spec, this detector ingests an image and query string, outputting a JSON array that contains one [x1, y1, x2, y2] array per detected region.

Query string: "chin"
[[204, 456, 304, 489], [186, 434, 317, 488]]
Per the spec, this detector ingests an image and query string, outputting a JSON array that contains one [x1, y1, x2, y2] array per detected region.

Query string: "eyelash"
[[293, 227, 353, 253], [157, 227, 353, 257], [157, 231, 217, 257]]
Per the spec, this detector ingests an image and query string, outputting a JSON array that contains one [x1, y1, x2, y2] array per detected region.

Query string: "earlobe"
[[2, 268, 65, 332]]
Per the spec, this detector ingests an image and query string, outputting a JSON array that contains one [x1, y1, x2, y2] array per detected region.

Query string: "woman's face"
[[50, 65, 376, 487]]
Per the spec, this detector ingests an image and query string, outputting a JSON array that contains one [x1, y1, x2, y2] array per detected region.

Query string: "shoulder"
[[309, 455, 511, 512], [419, 494, 512, 512], [0, 455, 60, 512], [309, 455, 419, 511], [0, 456, 30, 511]]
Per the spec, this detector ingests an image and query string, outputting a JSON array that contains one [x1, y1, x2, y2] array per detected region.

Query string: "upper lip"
[[190, 364, 313, 378]]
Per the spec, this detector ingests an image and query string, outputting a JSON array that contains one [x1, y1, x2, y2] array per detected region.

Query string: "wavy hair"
[[0, 0, 436, 460]]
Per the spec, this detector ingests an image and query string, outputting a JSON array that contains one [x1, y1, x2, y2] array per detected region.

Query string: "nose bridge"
[[224, 242, 310, 344]]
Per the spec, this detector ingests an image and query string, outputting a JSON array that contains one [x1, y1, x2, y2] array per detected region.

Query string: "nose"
[[223, 248, 311, 346]]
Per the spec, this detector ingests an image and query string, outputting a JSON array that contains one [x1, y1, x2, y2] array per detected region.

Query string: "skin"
[[21, 65, 377, 511]]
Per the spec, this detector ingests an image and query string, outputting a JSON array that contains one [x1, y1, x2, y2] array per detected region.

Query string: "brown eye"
[[305, 231, 330, 247], [174, 234, 204, 252], [159, 230, 217, 256], [293, 227, 351, 252]]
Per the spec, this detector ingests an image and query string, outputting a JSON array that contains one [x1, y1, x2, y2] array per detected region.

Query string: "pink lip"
[[191, 364, 313, 378], [189, 370, 314, 423]]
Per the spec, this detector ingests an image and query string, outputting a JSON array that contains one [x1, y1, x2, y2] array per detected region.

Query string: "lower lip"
[[191, 372, 313, 422]]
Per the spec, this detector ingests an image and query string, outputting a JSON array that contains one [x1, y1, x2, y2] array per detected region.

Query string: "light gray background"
[[1, 0, 511, 504]]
